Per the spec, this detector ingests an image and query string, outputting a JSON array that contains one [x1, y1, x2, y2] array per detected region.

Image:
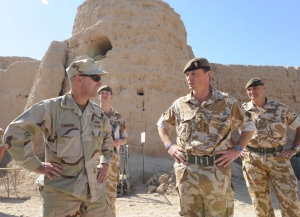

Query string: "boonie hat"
[[183, 57, 211, 73], [98, 85, 113, 95], [66, 58, 108, 78], [245, 78, 264, 89]]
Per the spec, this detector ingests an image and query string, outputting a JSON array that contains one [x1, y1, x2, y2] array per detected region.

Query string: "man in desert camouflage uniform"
[[0, 128, 5, 161], [241, 78, 300, 217], [98, 85, 128, 215], [157, 57, 256, 217], [2, 58, 114, 217]]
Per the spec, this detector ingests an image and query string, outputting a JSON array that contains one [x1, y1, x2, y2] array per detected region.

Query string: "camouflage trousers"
[[39, 186, 114, 217], [174, 162, 234, 217], [243, 151, 300, 217], [105, 150, 120, 215]]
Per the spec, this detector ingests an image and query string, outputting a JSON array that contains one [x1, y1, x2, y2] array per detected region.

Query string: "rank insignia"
[[195, 113, 205, 131]]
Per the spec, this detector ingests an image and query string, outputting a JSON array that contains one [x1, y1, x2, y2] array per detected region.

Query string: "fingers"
[[97, 163, 109, 182], [173, 151, 185, 163], [215, 148, 239, 167], [35, 162, 63, 181], [97, 169, 108, 182], [168, 145, 186, 163], [280, 150, 295, 160]]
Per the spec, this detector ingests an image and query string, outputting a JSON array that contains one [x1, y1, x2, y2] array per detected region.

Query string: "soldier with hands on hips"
[[157, 57, 256, 217], [2, 58, 114, 217], [240, 78, 300, 217]]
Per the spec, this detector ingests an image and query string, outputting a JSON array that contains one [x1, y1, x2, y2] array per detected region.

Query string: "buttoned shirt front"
[[157, 87, 255, 156], [242, 98, 300, 148], [105, 108, 128, 141], [3, 93, 113, 202]]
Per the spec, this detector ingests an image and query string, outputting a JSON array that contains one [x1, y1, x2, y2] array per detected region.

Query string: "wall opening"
[[87, 36, 112, 61]]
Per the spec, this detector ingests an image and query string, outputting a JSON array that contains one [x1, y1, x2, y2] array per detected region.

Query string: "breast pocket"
[[268, 118, 285, 138], [178, 111, 196, 141], [91, 128, 105, 147], [208, 115, 231, 138], [56, 128, 81, 158]]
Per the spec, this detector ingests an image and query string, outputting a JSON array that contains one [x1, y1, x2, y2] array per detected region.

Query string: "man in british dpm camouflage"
[[2, 58, 114, 217], [157, 57, 256, 217], [98, 85, 128, 215], [241, 78, 300, 217]]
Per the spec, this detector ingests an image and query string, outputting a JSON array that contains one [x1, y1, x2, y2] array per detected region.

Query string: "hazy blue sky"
[[0, 0, 299, 66]]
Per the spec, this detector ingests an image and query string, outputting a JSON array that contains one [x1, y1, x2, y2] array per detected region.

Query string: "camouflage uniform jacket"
[[157, 87, 255, 156], [105, 107, 128, 147], [2, 93, 113, 202], [242, 98, 300, 148]]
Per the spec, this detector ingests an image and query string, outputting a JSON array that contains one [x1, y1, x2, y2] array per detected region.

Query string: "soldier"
[[157, 57, 256, 217], [240, 78, 300, 217], [98, 85, 128, 215], [2, 58, 114, 216], [0, 128, 5, 161]]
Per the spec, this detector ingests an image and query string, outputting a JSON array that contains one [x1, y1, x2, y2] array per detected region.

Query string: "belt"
[[185, 154, 221, 166], [246, 146, 282, 154]]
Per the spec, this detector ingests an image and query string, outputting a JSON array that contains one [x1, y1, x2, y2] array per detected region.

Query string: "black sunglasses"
[[79, 74, 101, 82]]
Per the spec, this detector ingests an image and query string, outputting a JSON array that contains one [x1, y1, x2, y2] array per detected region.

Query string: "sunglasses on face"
[[79, 74, 101, 82]]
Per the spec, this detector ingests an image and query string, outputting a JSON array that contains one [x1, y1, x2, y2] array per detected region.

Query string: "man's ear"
[[74, 75, 82, 83], [207, 70, 212, 79]]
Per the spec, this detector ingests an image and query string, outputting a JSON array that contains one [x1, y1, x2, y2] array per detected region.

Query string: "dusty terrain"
[[1, 156, 299, 217]]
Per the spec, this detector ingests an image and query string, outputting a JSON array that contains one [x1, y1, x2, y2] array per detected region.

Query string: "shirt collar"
[[61, 92, 97, 116], [183, 86, 225, 106], [244, 97, 276, 111]]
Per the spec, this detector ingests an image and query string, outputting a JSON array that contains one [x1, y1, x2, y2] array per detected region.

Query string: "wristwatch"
[[291, 145, 300, 153], [234, 144, 243, 153]]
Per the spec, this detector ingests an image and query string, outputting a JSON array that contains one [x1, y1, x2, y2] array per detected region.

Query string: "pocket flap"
[[181, 111, 196, 122], [92, 129, 104, 137]]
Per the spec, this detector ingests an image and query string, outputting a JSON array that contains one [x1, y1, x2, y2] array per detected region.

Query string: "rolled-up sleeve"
[[157, 104, 176, 131], [231, 102, 256, 132]]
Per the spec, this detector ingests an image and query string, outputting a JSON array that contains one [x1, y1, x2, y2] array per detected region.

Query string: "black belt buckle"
[[259, 147, 266, 154], [203, 156, 209, 166]]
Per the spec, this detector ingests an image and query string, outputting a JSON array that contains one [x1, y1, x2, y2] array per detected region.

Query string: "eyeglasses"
[[79, 74, 101, 82]]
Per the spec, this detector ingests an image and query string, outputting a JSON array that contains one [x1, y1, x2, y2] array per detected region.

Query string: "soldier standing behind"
[[240, 78, 300, 217], [98, 85, 128, 215], [157, 57, 256, 217], [2, 58, 114, 217]]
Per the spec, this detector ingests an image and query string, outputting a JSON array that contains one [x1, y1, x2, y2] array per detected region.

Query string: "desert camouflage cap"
[[183, 57, 211, 73], [66, 58, 108, 78], [98, 85, 113, 94], [245, 78, 264, 89]]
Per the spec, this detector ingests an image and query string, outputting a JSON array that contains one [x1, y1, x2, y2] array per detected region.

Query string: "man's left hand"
[[214, 147, 240, 167], [280, 149, 297, 160], [113, 139, 121, 148], [97, 163, 109, 182]]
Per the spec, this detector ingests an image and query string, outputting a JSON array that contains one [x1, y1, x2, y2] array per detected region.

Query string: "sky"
[[0, 0, 299, 67]]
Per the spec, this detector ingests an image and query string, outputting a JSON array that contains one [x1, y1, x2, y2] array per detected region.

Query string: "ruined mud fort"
[[1, 0, 299, 159]]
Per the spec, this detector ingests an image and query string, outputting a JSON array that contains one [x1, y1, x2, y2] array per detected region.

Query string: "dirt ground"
[[1, 169, 299, 217], [0, 153, 299, 217]]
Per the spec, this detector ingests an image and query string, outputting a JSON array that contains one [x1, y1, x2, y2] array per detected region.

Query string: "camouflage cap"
[[66, 58, 108, 78], [183, 57, 211, 73], [98, 85, 113, 95], [245, 78, 264, 89]]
